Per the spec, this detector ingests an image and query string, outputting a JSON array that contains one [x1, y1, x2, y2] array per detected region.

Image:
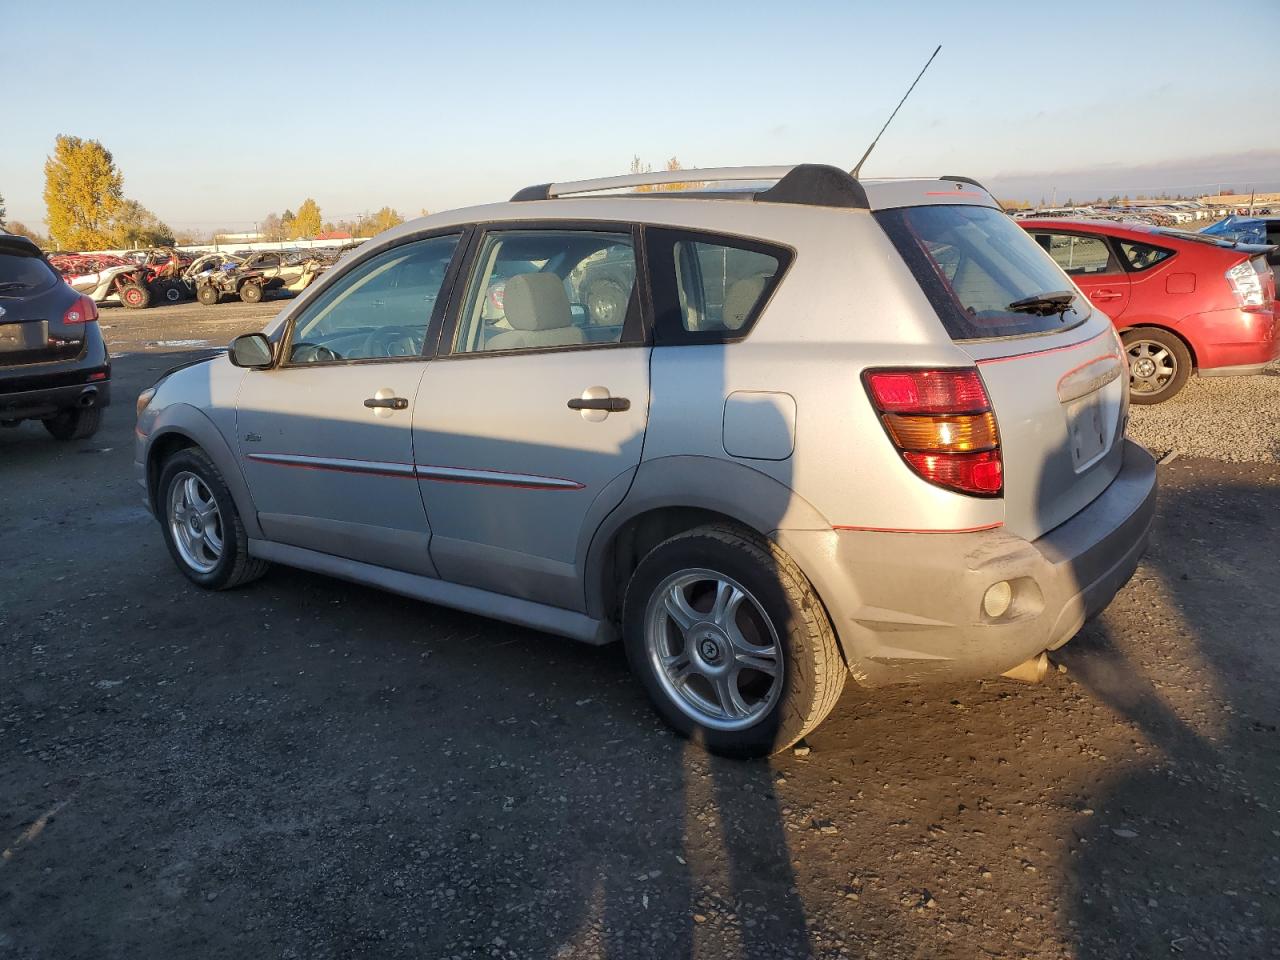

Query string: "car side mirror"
[[229, 332, 274, 369]]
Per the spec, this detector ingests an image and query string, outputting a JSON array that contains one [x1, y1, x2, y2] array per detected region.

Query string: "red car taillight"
[[62, 294, 99, 325], [1225, 258, 1273, 313], [864, 368, 1003, 497]]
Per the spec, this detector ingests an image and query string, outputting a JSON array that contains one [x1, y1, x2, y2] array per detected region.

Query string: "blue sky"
[[4, 0, 1278, 230]]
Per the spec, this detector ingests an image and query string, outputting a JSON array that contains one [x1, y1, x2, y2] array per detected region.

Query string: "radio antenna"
[[851, 45, 941, 179]]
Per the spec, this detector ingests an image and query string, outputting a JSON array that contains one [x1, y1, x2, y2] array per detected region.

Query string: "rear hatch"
[[0, 241, 84, 367], [876, 204, 1127, 540]]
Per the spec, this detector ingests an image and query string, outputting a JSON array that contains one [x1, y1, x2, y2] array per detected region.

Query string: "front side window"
[[1116, 239, 1174, 272], [1031, 232, 1119, 276], [286, 234, 460, 364], [452, 230, 637, 354], [876, 205, 1091, 341]]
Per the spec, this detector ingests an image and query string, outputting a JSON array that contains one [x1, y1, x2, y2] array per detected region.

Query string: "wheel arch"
[[582, 455, 832, 626], [1120, 322, 1199, 369], [145, 405, 263, 539]]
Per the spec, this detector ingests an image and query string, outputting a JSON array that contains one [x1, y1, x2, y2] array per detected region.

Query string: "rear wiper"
[[0, 281, 30, 292], [1007, 290, 1076, 316]]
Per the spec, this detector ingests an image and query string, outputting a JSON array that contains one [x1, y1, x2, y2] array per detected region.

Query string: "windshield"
[[875, 205, 1089, 341], [1202, 217, 1268, 246], [0, 247, 60, 295]]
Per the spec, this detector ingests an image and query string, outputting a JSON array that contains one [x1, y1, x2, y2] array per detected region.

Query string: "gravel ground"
[[1127, 364, 1280, 463], [2, 304, 1279, 959]]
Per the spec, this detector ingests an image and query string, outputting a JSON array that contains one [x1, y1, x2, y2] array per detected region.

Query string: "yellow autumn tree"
[[290, 198, 322, 239], [631, 156, 704, 192], [44, 135, 124, 250], [371, 206, 404, 233]]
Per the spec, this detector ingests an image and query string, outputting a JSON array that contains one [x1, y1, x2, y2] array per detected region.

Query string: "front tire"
[[197, 284, 220, 306], [119, 282, 151, 309], [157, 447, 269, 590], [239, 281, 263, 304], [43, 406, 100, 441], [623, 525, 846, 757], [1123, 327, 1192, 404]]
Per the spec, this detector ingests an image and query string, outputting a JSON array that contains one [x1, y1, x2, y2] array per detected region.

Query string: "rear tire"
[[239, 281, 263, 304], [157, 447, 269, 590], [197, 284, 220, 306], [622, 524, 846, 757], [119, 282, 151, 309], [1123, 327, 1192, 404], [43, 406, 100, 441]]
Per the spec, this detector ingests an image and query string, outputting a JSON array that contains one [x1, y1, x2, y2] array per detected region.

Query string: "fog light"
[[983, 581, 1013, 619]]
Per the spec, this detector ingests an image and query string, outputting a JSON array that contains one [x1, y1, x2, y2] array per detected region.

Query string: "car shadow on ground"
[[1057, 469, 1280, 957]]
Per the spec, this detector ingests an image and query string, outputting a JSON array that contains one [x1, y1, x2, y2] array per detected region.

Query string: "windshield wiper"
[[1007, 290, 1076, 316]]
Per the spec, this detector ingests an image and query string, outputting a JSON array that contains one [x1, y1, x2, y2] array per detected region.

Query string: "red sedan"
[[1019, 219, 1277, 402]]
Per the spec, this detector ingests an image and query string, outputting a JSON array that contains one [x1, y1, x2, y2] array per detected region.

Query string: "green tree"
[[0, 190, 6, 229], [290, 199, 321, 239], [111, 199, 174, 247], [43, 135, 124, 249]]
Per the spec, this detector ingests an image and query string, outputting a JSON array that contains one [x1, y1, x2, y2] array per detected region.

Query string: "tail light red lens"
[[62, 294, 99, 325], [864, 368, 1003, 497]]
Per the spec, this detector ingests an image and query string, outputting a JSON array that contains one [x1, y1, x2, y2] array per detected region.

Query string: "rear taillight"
[[62, 294, 99, 325], [864, 368, 1003, 497], [1226, 259, 1272, 313]]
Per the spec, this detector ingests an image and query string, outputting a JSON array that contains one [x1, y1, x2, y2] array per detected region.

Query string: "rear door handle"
[[364, 396, 408, 410], [567, 396, 630, 412], [1091, 290, 1122, 301]]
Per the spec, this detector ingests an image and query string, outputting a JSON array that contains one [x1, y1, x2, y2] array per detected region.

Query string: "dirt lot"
[[2, 301, 1278, 959]]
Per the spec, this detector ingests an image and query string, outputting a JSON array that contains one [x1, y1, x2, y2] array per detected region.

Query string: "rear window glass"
[[0, 248, 60, 294], [876, 205, 1089, 341]]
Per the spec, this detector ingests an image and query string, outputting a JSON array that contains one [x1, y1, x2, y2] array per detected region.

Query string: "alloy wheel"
[[1127, 339, 1176, 396], [167, 471, 224, 574], [644, 569, 783, 731]]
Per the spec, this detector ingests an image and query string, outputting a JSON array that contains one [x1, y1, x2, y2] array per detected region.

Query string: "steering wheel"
[[290, 342, 341, 363], [367, 326, 423, 358]]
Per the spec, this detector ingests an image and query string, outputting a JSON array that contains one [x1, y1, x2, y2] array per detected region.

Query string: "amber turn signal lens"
[[882, 412, 998, 453]]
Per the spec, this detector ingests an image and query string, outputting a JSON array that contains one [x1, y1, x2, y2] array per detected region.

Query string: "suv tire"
[[43, 406, 100, 441], [623, 524, 846, 757], [1122, 327, 1192, 404], [157, 447, 269, 590]]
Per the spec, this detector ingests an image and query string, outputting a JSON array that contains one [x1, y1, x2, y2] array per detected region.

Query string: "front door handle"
[[567, 396, 630, 412], [364, 396, 408, 410]]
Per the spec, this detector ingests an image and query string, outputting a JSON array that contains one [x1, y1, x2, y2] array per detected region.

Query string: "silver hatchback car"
[[135, 164, 1157, 756]]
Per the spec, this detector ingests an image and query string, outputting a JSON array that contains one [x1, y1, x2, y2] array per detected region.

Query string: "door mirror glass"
[[229, 332, 274, 369]]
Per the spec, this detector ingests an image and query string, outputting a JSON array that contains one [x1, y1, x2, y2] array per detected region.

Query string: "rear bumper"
[[0, 377, 110, 420], [775, 439, 1157, 687], [1187, 307, 1280, 371]]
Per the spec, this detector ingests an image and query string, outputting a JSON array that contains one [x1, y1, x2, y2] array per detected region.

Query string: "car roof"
[[0, 234, 43, 256]]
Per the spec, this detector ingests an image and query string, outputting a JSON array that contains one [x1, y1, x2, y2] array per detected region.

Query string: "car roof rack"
[[511, 164, 870, 210]]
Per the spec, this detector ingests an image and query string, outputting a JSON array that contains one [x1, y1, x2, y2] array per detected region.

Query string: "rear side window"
[[876, 205, 1089, 341], [647, 228, 791, 344], [0, 248, 60, 295], [1116, 240, 1173, 272], [1029, 232, 1119, 276]]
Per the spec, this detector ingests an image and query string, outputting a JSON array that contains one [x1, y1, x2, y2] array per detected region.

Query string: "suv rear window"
[[0, 247, 60, 295], [876, 205, 1089, 341]]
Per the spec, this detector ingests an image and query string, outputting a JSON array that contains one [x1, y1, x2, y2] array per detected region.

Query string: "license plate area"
[[0, 321, 48, 353], [1066, 390, 1108, 471]]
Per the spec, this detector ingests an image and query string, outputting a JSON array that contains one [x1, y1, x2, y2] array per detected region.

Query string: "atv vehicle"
[[50, 253, 156, 309], [194, 250, 325, 305]]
